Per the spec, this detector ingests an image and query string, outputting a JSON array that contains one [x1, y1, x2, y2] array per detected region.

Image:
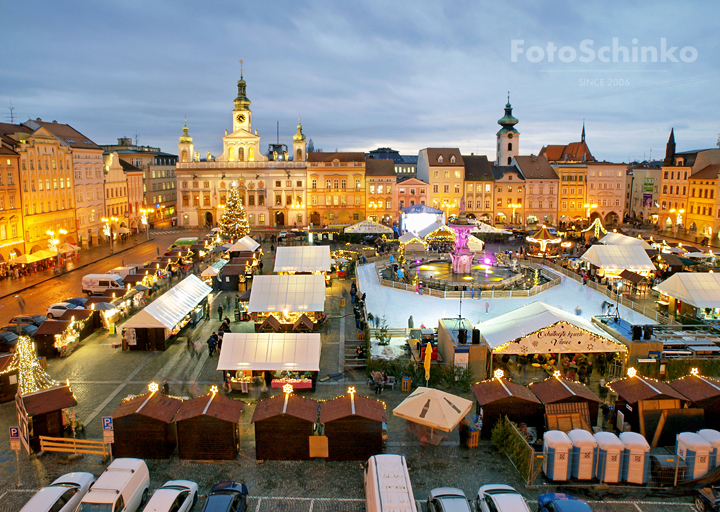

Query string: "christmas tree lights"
[[0, 335, 59, 395], [219, 186, 250, 240]]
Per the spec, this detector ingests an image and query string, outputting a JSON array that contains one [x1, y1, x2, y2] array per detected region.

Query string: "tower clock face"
[[236, 114, 246, 123], [507, 133, 514, 139]]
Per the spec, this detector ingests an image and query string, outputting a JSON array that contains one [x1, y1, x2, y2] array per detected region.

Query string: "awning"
[[201, 259, 228, 277], [599, 232, 652, 249], [580, 245, 655, 272], [654, 272, 720, 309], [248, 275, 326, 313], [273, 246, 331, 273], [227, 236, 260, 253], [344, 218, 394, 234], [123, 274, 211, 329], [620, 270, 645, 284], [217, 333, 322, 372]]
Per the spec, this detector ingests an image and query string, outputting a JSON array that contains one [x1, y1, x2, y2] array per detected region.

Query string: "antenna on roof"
[[135, 126, 138, 146], [6, 106, 14, 124]]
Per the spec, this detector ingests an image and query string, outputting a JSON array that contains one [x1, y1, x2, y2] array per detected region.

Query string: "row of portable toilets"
[[543, 428, 720, 484]]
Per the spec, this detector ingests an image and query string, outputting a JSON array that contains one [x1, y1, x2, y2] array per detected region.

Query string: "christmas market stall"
[[251, 393, 319, 460], [122, 275, 211, 351], [273, 245, 331, 275], [32, 320, 78, 359], [22, 385, 77, 452], [470, 371, 542, 440], [58, 309, 96, 338], [654, 272, 720, 321], [201, 259, 228, 287], [0, 353, 18, 402], [580, 245, 655, 280], [173, 387, 244, 460], [218, 333, 321, 391], [248, 274, 326, 329], [528, 374, 601, 432], [320, 390, 386, 461], [398, 232, 427, 255], [226, 235, 261, 258], [669, 370, 720, 427], [218, 257, 257, 292], [111, 384, 182, 459], [599, 232, 652, 249]]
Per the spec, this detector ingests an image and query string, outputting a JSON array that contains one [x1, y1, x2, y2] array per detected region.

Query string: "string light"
[[0, 335, 60, 395]]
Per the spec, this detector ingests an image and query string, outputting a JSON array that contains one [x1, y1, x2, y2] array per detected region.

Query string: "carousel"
[[526, 226, 562, 257]]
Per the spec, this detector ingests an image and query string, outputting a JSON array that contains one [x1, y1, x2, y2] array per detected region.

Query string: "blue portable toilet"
[[543, 430, 573, 481], [568, 429, 597, 480], [619, 432, 650, 484], [698, 429, 720, 471], [594, 431, 624, 483], [677, 432, 712, 480]]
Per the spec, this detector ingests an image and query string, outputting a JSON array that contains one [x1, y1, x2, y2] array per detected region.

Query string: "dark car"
[[538, 493, 594, 512], [202, 481, 248, 512], [1, 324, 38, 336], [0, 331, 19, 347], [696, 486, 720, 512], [9, 315, 47, 327]]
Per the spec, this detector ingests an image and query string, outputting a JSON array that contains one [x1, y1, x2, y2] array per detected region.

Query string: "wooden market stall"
[[22, 385, 77, 452], [111, 391, 182, 459], [528, 376, 601, 432], [251, 394, 319, 460], [33, 320, 74, 359], [320, 394, 386, 461], [58, 309, 96, 338], [0, 353, 18, 402], [174, 392, 245, 460], [470, 376, 542, 439], [248, 274, 326, 329], [669, 373, 720, 427], [218, 263, 252, 292]]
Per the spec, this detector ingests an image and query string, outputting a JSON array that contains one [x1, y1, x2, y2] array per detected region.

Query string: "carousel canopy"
[[344, 218, 394, 234], [475, 301, 627, 355], [393, 387, 472, 432], [123, 275, 211, 329], [654, 272, 720, 309], [248, 275, 326, 313], [227, 236, 260, 253], [528, 226, 560, 242], [217, 333, 321, 372], [273, 245, 331, 273], [599, 232, 652, 249], [580, 245, 655, 272]]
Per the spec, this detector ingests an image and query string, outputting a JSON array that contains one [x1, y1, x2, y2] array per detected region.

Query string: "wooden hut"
[[22, 385, 77, 451], [258, 315, 282, 333], [0, 354, 18, 402], [111, 392, 182, 459], [293, 314, 314, 333], [218, 264, 249, 292], [320, 394, 386, 461], [670, 374, 720, 427], [528, 377, 601, 432], [251, 394, 318, 460], [470, 378, 541, 439], [59, 309, 96, 338], [174, 393, 244, 460], [33, 320, 72, 359]]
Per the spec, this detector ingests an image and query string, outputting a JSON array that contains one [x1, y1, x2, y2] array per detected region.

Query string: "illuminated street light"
[[509, 203, 522, 227], [102, 216, 119, 254]]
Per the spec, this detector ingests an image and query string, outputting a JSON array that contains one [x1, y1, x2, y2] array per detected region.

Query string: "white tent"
[[417, 221, 455, 240], [467, 235, 484, 252], [123, 274, 212, 329], [344, 218, 394, 234], [580, 245, 655, 272], [227, 236, 260, 253], [475, 301, 627, 355], [248, 274, 326, 313], [216, 333, 322, 372], [599, 232, 652, 249], [200, 259, 228, 277], [273, 245, 331, 273], [654, 272, 720, 309], [399, 232, 424, 244]]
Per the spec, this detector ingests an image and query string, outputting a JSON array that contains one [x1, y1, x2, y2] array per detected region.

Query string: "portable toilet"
[[543, 430, 573, 482], [698, 429, 720, 471], [568, 429, 597, 480], [594, 432, 624, 484], [619, 432, 650, 484], [676, 432, 712, 480]]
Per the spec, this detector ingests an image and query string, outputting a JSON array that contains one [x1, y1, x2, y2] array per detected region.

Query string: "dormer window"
[[450, 155, 456, 164], [437, 155, 443, 164]]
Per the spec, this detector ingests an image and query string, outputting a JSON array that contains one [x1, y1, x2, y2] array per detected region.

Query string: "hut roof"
[[112, 392, 182, 422], [59, 309, 94, 321], [608, 376, 688, 403], [529, 378, 600, 404], [669, 374, 720, 403], [293, 314, 314, 332], [319, 395, 386, 423], [470, 378, 541, 406], [173, 393, 244, 423], [23, 385, 77, 416], [34, 320, 72, 336], [221, 265, 248, 276], [251, 394, 318, 423], [259, 315, 282, 332]]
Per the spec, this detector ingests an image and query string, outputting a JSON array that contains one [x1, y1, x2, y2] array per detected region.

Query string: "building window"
[[258, 195, 265, 206], [355, 196, 361, 205], [433, 184, 439, 193], [341, 179, 346, 189], [249, 214, 255, 224], [485, 200, 490, 209], [259, 214, 265, 224], [356, 179, 361, 189], [443, 184, 449, 193], [333, 179, 339, 189], [326, 179, 331, 189], [275, 195, 282, 206], [353, 213, 360, 221], [433, 170, 439, 178], [497, 199, 502, 207], [454, 184, 460, 194], [287, 195, 293, 205]]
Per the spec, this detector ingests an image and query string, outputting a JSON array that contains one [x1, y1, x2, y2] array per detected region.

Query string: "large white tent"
[[248, 275, 326, 313], [599, 232, 651, 249], [654, 272, 720, 309], [475, 301, 627, 355], [227, 235, 260, 253], [580, 245, 655, 272], [344, 218, 393, 234], [123, 274, 212, 329], [217, 333, 322, 372], [273, 245, 331, 273]]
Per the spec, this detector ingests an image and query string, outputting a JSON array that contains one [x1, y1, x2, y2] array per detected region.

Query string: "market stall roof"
[[399, 232, 425, 244], [123, 274, 211, 329], [417, 221, 455, 240], [608, 375, 688, 403], [251, 394, 319, 423], [528, 377, 600, 404], [248, 275, 326, 313], [201, 259, 228, 277], [227, 236, 260, 253], [320, 394, 387, 423], [393, 387, 472, 432], [33, 320, 72, 336], [475, 301, 627, 355], [654, 272, 720, 309], [344, 218, 394, 234], [23, 385, 77, 416], [112, 392, 182, 422], [273, 245, 331, 273], [59, 309, 94, 321], [620, 270, 646, 284], [467, 235, 485, 252], [173, 393, 244, 423], [580, 245, 655, 272], [599, 232, 652, 249], [470, 378, 541, 406], [217, 333, 322, 372], [669, 374, 720, 404], [472, 222, 511, 234]]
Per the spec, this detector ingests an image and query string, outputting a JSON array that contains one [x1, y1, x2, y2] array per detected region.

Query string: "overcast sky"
[[2, 1, 719, 163]]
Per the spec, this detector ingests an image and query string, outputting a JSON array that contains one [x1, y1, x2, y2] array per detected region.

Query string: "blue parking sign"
[[102, 417, 113, 431], [9, 427, 19, 439]]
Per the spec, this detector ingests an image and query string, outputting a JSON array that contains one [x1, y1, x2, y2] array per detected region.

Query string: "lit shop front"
[[247, 274, 326, 330]]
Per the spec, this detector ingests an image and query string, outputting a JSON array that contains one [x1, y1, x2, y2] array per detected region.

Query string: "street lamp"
[[584, 203, 598, 224], [46, 228, 67, 272], [509, 203, 522, 227], [669, 208, 685, 234], [102, 217, 119, 254]]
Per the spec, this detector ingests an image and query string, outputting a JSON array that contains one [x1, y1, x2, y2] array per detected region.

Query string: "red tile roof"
[[514, 155, 558, 180], [112, 392, 182, 423], [470, 379, 541, 406], [669, 375, 720, 403], [608, 376, 688, 403], [34, 320, 72, 336], [365, 159, 396, 176], [251, 394, 318, 423], [691, 164, 720, 180], [319, 394, 386, 423], [23, 385, 77, 416], [540, 141, 595, 163], [424, 148, 464, 167], [528, 378, 600, 404], [173, 393, 244, 423]]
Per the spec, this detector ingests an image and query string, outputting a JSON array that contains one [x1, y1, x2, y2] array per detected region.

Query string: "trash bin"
[[339, 297, 346, 307], [467, 428, 479, 448], [234, 309, 241, 322], [401, 376, 411, 393]]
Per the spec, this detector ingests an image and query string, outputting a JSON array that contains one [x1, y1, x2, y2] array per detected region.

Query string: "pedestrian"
[[217, 304, 223, 321], [207, 335, 217, 356], [259, 260, 264, 274], [156, 246, 160, 256], [16, 295, 25, 313], [373, 370, 384, 395], [471, 288, 475, 299], [408, 315, 414, 328], [485, 301, 490, 314], [162, 380, 170, 395], [270, 244, 274, 253], [367, 312, 374, 326], [223, 371, 231, 393], [193, 339, 202, 358], [598, 378, 608, 401]]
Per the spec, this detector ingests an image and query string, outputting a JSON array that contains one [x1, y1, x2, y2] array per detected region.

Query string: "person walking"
[[156, 246, 160, 256], [217, 304, 223, 321], [485, 301, 490, 314], [16, 295, 25, 313], [162, 380, 170, 395], [408, 315, 414, 328], [207, 335, 217, 357]]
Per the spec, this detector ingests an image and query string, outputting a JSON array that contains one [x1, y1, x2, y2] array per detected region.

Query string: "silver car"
[[427, 487, 472, 512], [476, 484, 531, 512], [20, 472, 95, 512]]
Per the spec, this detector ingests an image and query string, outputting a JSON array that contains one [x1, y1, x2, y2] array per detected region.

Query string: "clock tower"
[[496, 96, 519, 166], [232, 70, 252, 133]]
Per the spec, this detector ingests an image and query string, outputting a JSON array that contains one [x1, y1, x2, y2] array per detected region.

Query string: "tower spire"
[[581, 120, 586, 142], [664, 127, 676, 165], [234, 61, 251, 112]]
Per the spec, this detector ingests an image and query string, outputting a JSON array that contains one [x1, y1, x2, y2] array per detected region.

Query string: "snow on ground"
[[358, 263, 656, 330], [369, 336, 407, 359]]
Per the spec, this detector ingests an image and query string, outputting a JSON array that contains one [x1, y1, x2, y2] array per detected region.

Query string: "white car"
[[46, 302, 77, 319], [20, 472, 95, 512], [476, 484, 531, 512], [143, 480, 198, 512], [427, 487, 472, 512]]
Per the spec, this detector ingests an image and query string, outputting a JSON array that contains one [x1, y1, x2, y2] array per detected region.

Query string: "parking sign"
[[9, 426, 20, 451], [102, 417, 113, 431]]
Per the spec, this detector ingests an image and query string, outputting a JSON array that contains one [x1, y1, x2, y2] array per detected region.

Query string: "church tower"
[[232, 67, 252, 133], [496, 96, 519, 165], [178, 119, 194, 163], [292, 117, 307, 162], [664, 128, 676, 166]]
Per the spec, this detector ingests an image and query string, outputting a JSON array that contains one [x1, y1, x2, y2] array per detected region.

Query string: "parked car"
[[696, 486, 720, 512], [76, 458, 149, 512], [0, 331, 19, 349], [0, 324, 38, 336], [427, 487, 472, 512], [538, 493, 594, 512], [143, 480, 198, 512], [46, 303, 78, 319], [201, 481, 248, 512], [19, 472, 95, 512], [9, 314, 47, 327], [476, 484, 531, 512]]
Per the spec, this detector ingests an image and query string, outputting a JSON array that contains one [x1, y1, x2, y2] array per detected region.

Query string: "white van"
[[364, 454, 418, 512], [82, 274, 125, 295], [76, 458, 150, 512], [106, 266, 141, 280]]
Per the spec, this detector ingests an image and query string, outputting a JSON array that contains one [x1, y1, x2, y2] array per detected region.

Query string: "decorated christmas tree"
[[219, 186, 250, 239], [0, 335, 59, 395]]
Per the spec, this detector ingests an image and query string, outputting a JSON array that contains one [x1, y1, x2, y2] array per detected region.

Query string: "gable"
[[493, 321, 627, 355]]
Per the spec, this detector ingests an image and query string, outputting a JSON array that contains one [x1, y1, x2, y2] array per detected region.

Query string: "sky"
[[2, 1, 719, 163]]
